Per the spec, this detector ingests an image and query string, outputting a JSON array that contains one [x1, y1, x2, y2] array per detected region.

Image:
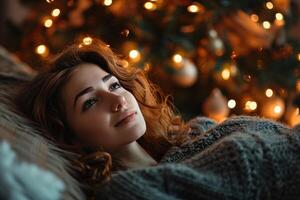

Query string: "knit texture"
[[96, 116, 300, 200]]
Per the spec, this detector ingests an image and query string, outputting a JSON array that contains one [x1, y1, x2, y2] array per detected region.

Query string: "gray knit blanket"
[[96, 116, 300, 200]]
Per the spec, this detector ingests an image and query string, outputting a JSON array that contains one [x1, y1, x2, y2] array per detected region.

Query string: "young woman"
[[16, 38, 192, 191], [17, 38, 300, 199]]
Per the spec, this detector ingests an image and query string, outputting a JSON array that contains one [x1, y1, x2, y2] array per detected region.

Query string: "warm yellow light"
[[221, 68, 230, 80], [103, 0, 112, 6], [250, 101, 257, 110], [296, 108, 299, 115], [250, 14, 259, 22], [245, 101, 251, 110], [129, 49, 140, 59], [228, 99, 236, 109], [51, 8, 60, 17], [262, 21, 271, 29], [245, 101, 257, 111], [35, 45, 49, 57], [82, 37, 93, 45], [265, 89, 273, 98], [36, 45, 46, 55], [46, 0, 54, 3], [172, 54, 183, 63], [266, 1, 274, 9], [297, 53, 300, 61], [44, 19, 53, 28], [275, 13, 284, 20], [144, 2, 157, 10], [187, 5, 199, 13], [274, 105, 282, 114]]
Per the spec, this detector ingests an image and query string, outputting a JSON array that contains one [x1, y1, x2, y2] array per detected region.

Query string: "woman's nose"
[[111, 94, 127, 112]]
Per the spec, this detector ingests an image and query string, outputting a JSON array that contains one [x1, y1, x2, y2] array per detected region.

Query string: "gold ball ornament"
[[260, 96, 285, 120], [172, 59, 198, 87], [202, 88, 229, 122]]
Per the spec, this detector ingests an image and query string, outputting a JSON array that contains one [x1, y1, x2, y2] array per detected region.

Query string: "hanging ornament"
[[273, 0, 290, 14], [208, 29, 224, 56], [120, 29, 130, 38], [221, 10, 273, 55], [202, 88, 229, 122], [172, 58, 198, 87], [260, 96, 285, 120]]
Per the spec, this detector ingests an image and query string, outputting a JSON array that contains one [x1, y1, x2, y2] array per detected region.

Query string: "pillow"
[[0, 53, 85, 199], [0, 45, 37, 79], [0, 140, 65, 200]]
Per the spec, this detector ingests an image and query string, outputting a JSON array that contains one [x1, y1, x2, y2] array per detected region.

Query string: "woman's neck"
[[111, 141, 158, 170]]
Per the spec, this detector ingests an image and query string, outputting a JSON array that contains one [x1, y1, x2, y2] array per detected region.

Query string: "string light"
[[51, 8, 61, 17], [265, 89, 273, 97], [245, 101, 257, 111], [129, 49, 141, 62], [187, 4, 199, 13], [274, 105, 282, 114], [275, 13, 284, 20], [297, 53, 300, 61], [103, 0, 112, 6], [35, 44, 49, 57], [262, 21, 271, 29], [221, 68, 230, 80], [172, 54, 183, 63], [44, 18, 53, 28], [274, 13, 285, 26], [46, 0, 54, 3], [228, 99, 236, 109], [250, 14, 259, 22], [144, 2, 157, 10], [82, 37, 93, 45], [266, 1, 274, 9]]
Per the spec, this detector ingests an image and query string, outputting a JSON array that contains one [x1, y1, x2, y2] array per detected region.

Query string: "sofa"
[[0, 46, 85, 200]]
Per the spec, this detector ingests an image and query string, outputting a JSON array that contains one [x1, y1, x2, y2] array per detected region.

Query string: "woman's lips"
[[115, 111, 137, 127]]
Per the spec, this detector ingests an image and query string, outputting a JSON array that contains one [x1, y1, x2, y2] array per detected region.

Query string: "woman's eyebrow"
[[73, 74, 113, 110]]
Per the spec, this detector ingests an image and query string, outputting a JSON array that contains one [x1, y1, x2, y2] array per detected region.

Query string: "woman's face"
[[60, 63, 146, 152]]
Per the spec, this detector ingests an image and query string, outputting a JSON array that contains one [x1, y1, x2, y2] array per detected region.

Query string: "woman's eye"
[[109, 82, 122, 91], [82, 98, 98, 111]]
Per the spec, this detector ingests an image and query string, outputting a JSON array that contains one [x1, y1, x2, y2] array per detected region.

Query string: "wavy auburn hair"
[[16, 38, 190, 194]]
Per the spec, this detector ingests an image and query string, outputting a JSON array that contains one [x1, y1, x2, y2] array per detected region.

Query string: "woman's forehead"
[[60, 63, 109, 101]]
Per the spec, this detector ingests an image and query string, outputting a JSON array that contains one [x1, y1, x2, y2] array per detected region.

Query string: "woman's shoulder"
[[161, 115, 293, 163], [187, 115, 289, 138]]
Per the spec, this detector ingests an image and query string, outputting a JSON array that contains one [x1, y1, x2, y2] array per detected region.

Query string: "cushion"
[[0, 45, 37, 79], [0, 140, 65, 200], [0, 48, 85, 199]]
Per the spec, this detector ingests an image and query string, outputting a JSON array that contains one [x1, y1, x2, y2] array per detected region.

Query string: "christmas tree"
[[5, 0, 300, 125]]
